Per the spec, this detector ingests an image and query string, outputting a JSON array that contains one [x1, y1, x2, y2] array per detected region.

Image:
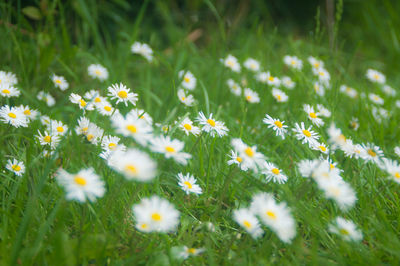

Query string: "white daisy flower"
[[329, 217, 362, 242], [339, 85, 358, 98], [49, 120, 68, 136], [150, 135, 192, 165], [40, 115, 51, 126], [360, 143, 384, 164], [179, 246, 205, 259], [131, 42, 153, 62], [366, 69, 386, 84], [37, 91, 56, 107], [196, 111, 229, 137], [0, 84, 20, 97], [382, 85, 396, 96], [283, 55, 303, 70], [178, 117, 200, 136], [85, 123, 104, 145], [110, 112, 153, 146], [221, 54, 241, 72], [313, 67, 330, 84], [381, 158, 400, 184], [255, 72, 268, 84], [227, 79, 242, 96], [292, 122, 319, 147], [0, 70, 18, 87], [177, 173, 202, 195], [84, 90, 106, 105], [227, 150, 248, 171], [51, 74, 69, 91], [341, 139, 364, 159], [262, 114, 288, 139], [132, 196, 180, 233], [368, 93, 384, 105], [313, 81, 326, 96], [262, 162, 287, 184], [265, 72, 281, 86], [250, 192, 296, 243], [56, 168, 105, 202], [297, 159, 320, 178], [18, 105, 38, 120], [96, 101, 117, 116], [272, 88, 288, 102], [178, 70, 196, 90], [233, 208, 264, 239], [108, 148, 157, 182], [243, 58, 260, 72], [6, 158, 25, 176], [177, 88, 195, 106], [244, 88, 260, 103], [69, 93, 95, 110], [303, 104, 324, 127], [316, 104, 331, 117], [281, 76, 295, 89], [75, 116, 91, 136], [107, 83, 138, 106], [394, 146, 400, 157], [311, 142, 329, 154], [308, 56, 324, 70], [231, 138, 266, 173], [0, 105, 28, 128], [101, 135, 124, 152], [36, 130, 60, 149], [317, 177, 357, 210], [88, 64, 109, 81], [327, 123, 347, 149]]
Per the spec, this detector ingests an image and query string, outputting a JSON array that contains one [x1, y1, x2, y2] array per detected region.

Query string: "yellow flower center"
[[266, 211, 277, 220], [271, 168, 280, 175], [165, 146, 175, 153], [140, 223, 148, 229], [12, 165, 21, 171], [291, 60, 296, 65], [108, 143, 117, 150], [373, 74, 379, 80], [2, 89, 10, 94], [151, 213, 162, 221], [104, 106, 112, 112], [87, 134, 94, 141], [339, 228, 350, 235], [302, 129, 311, 137], [8, 112, 16, 118], [236, 156, 243, 163], [184, 77, 190, 83], [245, 147, 254, 157], [274, 120, 283, 128], [246, 95, 252, 101], [23, 109, 31, 115], [227, 60, 234, 67], [367, 149, 376, 157], [188, 248, 197, 254], [184, 181, 193, 189], [74, 176, 87, 186], [319, 145, 326, 152], [309, 112, 317, 118], [314, 63, 320, 68], [268, 76, 274, 81], [82, 127, 88, 133], [183, 123, 192, 130], [118, 90, 128, 98], [95, 97, 101, 103], [125, 165, 138, 174], [56, 126, 64, 132], [55, 79, 62, 84], [243, 220, 252, 228], [126, 125, 137, 133], [329, 187, 340, 196], [319, 71, 325, 76], [80, 99, 87, 107], [181, 96, 186, 101], [394, 172, 400, 179], [207, 119, 216, 127], [44, 135, 51, 143], [330, 163, 335, 169], [276, 95, 282, 101], [95, 70, 101, 75]]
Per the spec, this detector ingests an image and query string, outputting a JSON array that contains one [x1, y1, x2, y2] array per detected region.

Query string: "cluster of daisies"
[[3, 39, 400, 261]]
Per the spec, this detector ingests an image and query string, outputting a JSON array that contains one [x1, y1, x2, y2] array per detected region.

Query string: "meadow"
[[1, 1, 400, 265]]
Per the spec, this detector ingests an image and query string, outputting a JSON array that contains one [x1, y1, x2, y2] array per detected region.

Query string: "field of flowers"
[[1, 1, 400, 265]]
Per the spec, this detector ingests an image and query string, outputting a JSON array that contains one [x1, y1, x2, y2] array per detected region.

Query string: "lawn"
[[1, 0, 400, 265]]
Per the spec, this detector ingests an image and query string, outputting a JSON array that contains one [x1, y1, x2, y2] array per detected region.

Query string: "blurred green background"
[[2, 0, 400, 76]]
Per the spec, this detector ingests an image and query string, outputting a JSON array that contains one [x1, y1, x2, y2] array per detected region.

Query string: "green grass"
[[1, 1, 400, 265]]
